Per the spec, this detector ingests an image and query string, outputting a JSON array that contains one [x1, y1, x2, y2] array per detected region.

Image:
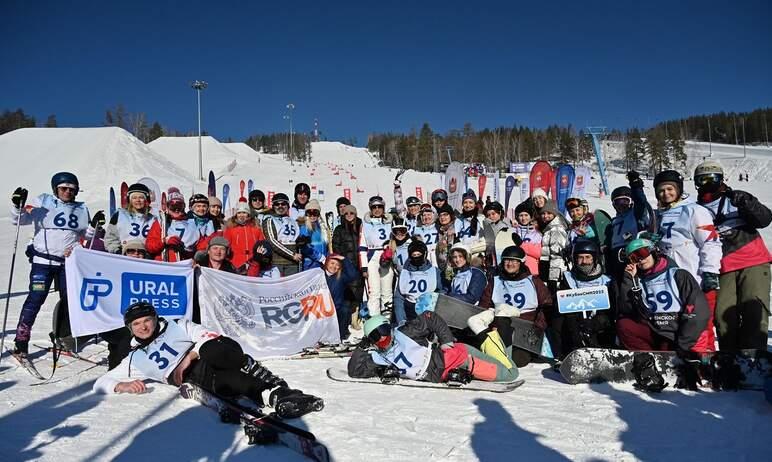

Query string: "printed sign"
[[556, 285, 611, 314]]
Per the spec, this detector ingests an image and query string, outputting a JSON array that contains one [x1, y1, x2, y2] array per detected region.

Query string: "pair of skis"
[[179, 383, 329, 462]]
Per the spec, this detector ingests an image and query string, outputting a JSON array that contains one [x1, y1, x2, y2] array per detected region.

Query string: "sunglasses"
[[57, 186, 77, 192], [306, 210, 320, 217], [627, 247, 652, 263], [273, 202, 289, 207], [370, 205, 384, 209], [250, 198, 262, 202]]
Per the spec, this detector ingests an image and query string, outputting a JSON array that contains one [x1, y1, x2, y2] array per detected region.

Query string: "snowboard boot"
[[270, 386, 325, 419], [241, 355, 287, 389], [480, 330, 514, 369], [632, 352, 668, 393], [446, 368, 474, 384], [709, 352, 744, 391]]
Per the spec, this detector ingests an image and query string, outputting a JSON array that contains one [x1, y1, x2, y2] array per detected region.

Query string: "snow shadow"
[[589, 383, 770, 461], [110, 403, 308, 462], [0, 380, 103, 460], [471, 398, 570, 462]]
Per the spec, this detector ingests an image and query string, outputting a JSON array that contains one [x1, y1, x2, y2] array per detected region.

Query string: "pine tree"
[[44, 114, 57, 127], [417, 123, 433, 171], [148, 122, 164, 142], [646, 127, 669, 174]]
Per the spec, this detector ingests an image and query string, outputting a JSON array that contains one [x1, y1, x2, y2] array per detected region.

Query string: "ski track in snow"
[[0, 134, 771, 461]]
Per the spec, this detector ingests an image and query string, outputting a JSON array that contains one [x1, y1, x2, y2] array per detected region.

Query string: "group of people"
[[7, 159, 771, 399]]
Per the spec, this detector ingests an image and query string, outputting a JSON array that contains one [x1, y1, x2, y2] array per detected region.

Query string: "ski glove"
[[90, 210, 106, 229], [701, 272, 720, 291], [393, 169, 405, 186], [627, 170, 643, 189], [728, 189, 752, 210], [166, 236, 183, 249], [380, 248, 394, 267], [12, 187, 28, 208]]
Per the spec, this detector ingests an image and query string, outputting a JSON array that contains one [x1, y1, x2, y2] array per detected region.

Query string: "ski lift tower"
[[586, 126, 610, 196]]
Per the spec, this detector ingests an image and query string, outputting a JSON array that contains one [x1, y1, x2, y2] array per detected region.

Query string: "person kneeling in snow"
[[93, 302, 324, 420], [347, 313, 518, 384]]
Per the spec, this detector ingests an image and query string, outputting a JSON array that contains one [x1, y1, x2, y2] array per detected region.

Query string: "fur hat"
[[531, 188, 548, 199]]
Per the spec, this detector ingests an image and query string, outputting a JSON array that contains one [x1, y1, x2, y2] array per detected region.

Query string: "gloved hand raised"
[[90, 210, 106, 228], [12, 187, 28, 208], [627, 171, 643, 189], [166, 235, 183, 249]]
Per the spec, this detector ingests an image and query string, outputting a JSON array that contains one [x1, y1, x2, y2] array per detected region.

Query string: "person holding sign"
[[616, 238, 711, 355], [347, 313, 518, 384], [555, 239, 616, 356]]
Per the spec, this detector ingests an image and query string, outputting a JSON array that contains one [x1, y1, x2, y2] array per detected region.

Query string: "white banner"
[[65, 247, 194, 337], [198, 267, 340, 359], [445, 162, 466, 212], [519, 177, 530, 203], [573, 165, 591, 199]]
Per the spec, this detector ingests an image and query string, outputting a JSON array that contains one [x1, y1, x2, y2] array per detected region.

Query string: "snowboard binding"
[[446, 368, 474, 386], [632, 352, 668, 393], [244, 422, 279, 445]]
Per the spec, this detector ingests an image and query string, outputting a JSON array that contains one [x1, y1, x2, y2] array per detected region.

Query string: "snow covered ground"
[[0, 130, 770, 462]]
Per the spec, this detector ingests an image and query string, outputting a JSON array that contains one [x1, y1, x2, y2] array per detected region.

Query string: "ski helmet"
[[483, 201, 504, 215], [363, 315, 391, 347], [126, 183, 151, 200], [572, 238, 600, 265], [294, 182, 311, 198], [336, 196, 351, 207], [392, 217, 408, 234], [123, 301, 157, 326], [406, 196, 422, 207], [272, 192, 290, 205], [50, 171, 79, 194], [653, 170, 683, 194], [431, 189, 448, 203], [501, 245, 526, 262], [249, 189, 265, 203], [189, 193, 209, 207], [624, 238, 656, 263], [693, 160, 724, 189], [611, 186, 633, 201], [368, 195, 385, 208]]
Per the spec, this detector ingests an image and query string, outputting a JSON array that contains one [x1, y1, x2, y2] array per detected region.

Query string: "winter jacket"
[[513, 224, 542, 276], [326, 257, 360, 315], [93, 318, 219, 393], [617, 256, 710, 351], [358, 213, 393, 267], [447, 265, 487, 305], [299, 222, 329, 270], [261, 212, 300, 268], [654, 199, 722, 285], [489, 264, 553, 316], [103, 208, 157, 254], [332, 217, 365, 302], [539, 216, 568, 282], [698, 187, 772, 273], [223, 218, 266, 268], [347, 312, 454, 383], [434, 221, 458, 281], [146, 213, 200, 262]]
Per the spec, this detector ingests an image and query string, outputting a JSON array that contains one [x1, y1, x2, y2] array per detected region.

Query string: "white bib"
[[370, 330, 433, 380], [399, 267, 438, 303], [116, 209, 157, 243], [492, 276, 539, 313]]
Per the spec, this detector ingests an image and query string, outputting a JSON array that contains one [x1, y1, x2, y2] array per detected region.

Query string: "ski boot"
[[446, 368, 474, 386], [12, 340, 29, 357], [709, 352, 744, 391], [632, 352, 668, 393], [270, 387, 325, 419]]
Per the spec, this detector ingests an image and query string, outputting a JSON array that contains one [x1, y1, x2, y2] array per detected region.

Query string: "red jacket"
[[223, 218, 266, 268]]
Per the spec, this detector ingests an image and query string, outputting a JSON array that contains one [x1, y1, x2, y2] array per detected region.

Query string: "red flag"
[[267, 191, 274, 207], [529, 160, 553, 197], [343, 188, 351, 201], [478, 175, 487, 200], [415, 187, 423, 199]]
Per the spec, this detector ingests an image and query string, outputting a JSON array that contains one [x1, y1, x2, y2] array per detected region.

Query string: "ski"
[[32, 343, 108, 367], [326, 368, 524, 393], [208, 170, 216, 198], [288, 345, 355, 360], [6, 347, 45, 380], [179, 383, 330, 462], [108, 187, 116, 217], [120, 181, 128, 209]]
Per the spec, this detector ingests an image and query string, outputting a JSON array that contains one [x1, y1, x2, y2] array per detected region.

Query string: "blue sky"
[[2, 1, 770, 144]]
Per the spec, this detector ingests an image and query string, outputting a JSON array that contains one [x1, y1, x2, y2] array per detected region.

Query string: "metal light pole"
[[192, 80, 208, 181], [707, 117, 713, 157], [286, 103, 295, 165]]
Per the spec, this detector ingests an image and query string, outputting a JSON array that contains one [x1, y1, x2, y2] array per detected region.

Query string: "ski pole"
[[0, 198, 27, 365]]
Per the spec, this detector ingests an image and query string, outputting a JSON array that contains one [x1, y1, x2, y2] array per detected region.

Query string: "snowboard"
[[592, 209, 612, 248], [326, 368, 524, 393], [429, 294, 554, 359], [493, 228, 517, 265], [559, 348, 771, 390]]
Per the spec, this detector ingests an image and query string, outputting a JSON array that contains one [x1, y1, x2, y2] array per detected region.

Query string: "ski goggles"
[[694, 173, 723, 188], [565, 198, 582, 210], [431, 191, 448, 202], [305, 210, 320, 217], [367, 323, 392, 344], [168, 201, 185, 213], [613, 197, 632, 208], [627, 247, 652, 263]]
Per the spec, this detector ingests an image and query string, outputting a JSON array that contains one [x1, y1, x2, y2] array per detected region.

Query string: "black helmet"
[[123, 301, 157, 326], [483, 201, 504, 215], [572, 238, 600, 263], [611, 186, 632, 201], [653, 170, 684, 194], [406, 196, 422, 207], [392, 217, 408, 234], [272, 192, 290, 205], [249, 189, 265, 203], [189, 193, 209, 207], [127, 183, 151, 200], [501, 245, 526, 262], [294, 182, 311, 198], [336, 196, 351, 207], [51, 171, 79, 194]]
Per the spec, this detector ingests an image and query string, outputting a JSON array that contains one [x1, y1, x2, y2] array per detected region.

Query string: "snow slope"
[[0, 132, 770, 462], [0, 127, 191, 217], [149, 136, 251, 179]]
